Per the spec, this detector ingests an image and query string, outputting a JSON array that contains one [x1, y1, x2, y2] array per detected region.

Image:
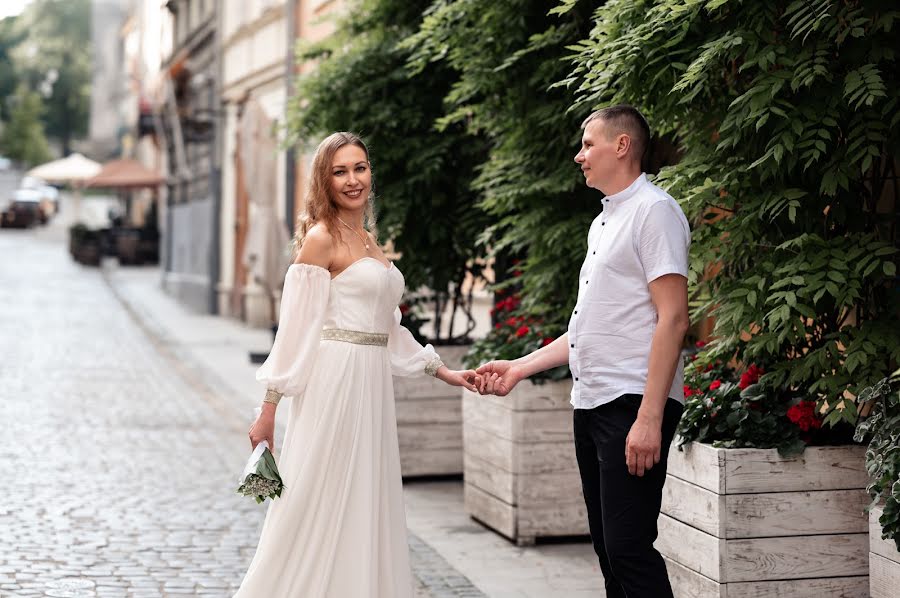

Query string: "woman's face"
[[329, 144, 371, 214]]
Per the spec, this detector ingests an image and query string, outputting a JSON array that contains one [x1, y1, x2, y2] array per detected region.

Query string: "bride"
[[234, 132, 480, 597]]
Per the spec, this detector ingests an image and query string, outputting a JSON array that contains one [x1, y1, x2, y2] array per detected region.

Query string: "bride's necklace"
[[337, 216, 370, 251]]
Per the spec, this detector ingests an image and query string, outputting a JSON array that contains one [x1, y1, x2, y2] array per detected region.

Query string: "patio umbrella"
[[239, 100, 290, 324], [27, 153, 102, 219], [83, 158, 165, 189], [27, 153, 101, 183]]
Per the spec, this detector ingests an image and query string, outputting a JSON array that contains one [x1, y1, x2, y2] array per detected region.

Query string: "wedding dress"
[[234, 258, 441, 598]]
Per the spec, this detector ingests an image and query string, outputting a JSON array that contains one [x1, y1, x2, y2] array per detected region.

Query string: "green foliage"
[[0, 16, 25, 123], [675, 354, 846, 456], [10, 0, 91, 154], [0, 84, 51, 166], [854, 371, 900, 550], [561, 0, 900, 429], [405, 0, 599, 331], [463, 288, 569, 382], [285, 0, 488, 342]]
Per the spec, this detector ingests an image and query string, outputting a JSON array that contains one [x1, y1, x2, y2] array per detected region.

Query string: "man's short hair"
[[582, 105, 651, 163]]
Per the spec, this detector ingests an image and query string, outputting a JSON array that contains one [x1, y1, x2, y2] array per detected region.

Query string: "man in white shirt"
[[476, 105, 690, 597]]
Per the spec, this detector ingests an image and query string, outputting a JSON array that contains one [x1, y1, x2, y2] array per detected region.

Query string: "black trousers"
[[573, 394, 683, 598]]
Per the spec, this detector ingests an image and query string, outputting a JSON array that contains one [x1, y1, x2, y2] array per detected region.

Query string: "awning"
[[84, 158, 165, 189]]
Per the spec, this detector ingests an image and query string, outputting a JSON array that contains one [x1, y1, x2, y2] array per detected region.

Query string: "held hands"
[[436, 366, 482, 393], [625, 415, 662, 477], [474, 360, 524, 397]]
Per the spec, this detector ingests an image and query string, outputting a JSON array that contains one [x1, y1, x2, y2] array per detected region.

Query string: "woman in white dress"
[[235, 132, 480, 598]]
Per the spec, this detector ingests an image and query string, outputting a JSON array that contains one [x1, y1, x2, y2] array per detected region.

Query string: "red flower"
[[542, 337, 555, 347], [505, 317, 518, 327], [399, 303, 410, 316], [695, 340, 707, 348], [709, 380, 722, 391], [515, 326, 530, 338], [683, 385, 695, 397], [494, 322, 502, 330], [738, 364, 764, 390], [513, 270, 523, 277], [705, 363, 714, 372], [786, 401, 822, 432]]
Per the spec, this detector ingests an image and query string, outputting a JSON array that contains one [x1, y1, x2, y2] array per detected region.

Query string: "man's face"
[[574, 119, 622, 193]]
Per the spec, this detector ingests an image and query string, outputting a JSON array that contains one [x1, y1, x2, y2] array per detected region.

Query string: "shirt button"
[[585, 280, 589, 284], [601, 222, 606, 226], [570, 343, 574, 348], [574, 310, 578, 314], [575, 377, 579, 381], [592, 251, 596, 255]]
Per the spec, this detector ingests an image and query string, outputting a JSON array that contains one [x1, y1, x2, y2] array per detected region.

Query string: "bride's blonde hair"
[[293, 132, 377, 253]]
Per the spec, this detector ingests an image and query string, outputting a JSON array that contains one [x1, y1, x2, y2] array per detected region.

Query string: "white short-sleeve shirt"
[[568, 173, 691, 410]]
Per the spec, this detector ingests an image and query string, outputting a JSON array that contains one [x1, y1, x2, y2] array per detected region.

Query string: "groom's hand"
[[475, 361, 522, 396], [625, 415, 662, 477]]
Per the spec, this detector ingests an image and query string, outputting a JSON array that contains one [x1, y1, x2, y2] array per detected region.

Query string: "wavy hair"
[[292, 132, 377, 254]]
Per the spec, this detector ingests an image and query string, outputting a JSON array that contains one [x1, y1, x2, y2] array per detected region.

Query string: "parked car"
[[1, 188, 44, 227], [20, 176, 59, 218]]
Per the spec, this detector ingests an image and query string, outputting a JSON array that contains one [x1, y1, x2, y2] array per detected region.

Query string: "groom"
[[477, 105, 690, 597]]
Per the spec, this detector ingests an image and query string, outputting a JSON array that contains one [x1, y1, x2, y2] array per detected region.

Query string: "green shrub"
[[559, 0, 899, 430]]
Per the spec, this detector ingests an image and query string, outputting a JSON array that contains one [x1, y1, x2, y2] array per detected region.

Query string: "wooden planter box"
[[870, 505, 900, 598], [462, 379, 588, 545], [659, 442, 870, 597], [393, 345, 469, 478]]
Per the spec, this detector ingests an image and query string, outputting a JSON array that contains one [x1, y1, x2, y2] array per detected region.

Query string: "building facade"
[[89, 0, 134, 160], [159, 0, 223, 313], [218, 0, 344, 325]]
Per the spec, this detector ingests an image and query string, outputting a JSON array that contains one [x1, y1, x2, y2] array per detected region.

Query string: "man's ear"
[[616, 133, 632, 159]]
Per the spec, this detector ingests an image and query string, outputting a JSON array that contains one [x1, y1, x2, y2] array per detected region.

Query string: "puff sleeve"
[[255, 264, 331, 398], [387, 307, 443, 378]]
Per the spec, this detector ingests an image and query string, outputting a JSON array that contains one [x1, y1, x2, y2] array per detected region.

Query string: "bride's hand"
[[249, 406, 276, 452], [436, 367, 481, 393]]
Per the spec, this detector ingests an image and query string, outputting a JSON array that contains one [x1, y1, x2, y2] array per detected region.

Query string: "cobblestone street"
[[0, 222, 490, 597], [0, 227, 262, 597]]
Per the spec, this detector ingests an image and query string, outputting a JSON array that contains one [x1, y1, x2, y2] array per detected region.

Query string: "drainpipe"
[[208, 2, 223, 315]]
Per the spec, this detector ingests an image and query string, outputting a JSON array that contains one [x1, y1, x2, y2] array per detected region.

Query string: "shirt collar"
[[602, 173, 647, 210]]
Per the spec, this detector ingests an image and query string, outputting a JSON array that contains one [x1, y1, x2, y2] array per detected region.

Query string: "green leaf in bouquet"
[[236, 446, 285, 503]]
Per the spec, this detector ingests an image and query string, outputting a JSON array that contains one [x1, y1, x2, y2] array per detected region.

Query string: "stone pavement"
[[0, 204, 602, 597], [0, 227, 259, 597]]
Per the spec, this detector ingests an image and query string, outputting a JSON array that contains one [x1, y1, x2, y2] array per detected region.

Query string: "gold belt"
[[321, 328, 389, 347]]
